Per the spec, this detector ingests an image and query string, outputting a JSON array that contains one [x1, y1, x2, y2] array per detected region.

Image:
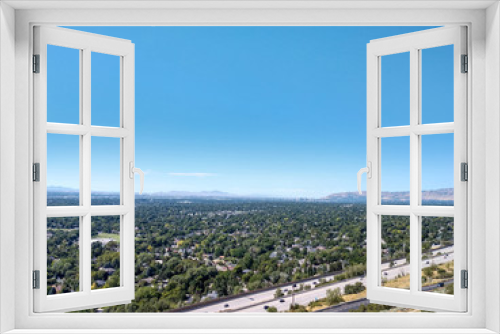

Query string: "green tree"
[[325, 288, 344, 306]]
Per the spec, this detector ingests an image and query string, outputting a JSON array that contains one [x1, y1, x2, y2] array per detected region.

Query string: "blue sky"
[[47, 26, 454, 198]]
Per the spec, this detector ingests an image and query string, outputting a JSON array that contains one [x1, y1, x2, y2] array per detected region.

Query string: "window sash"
[[366, 26, 468, 312], [33, 26, 136, 313]]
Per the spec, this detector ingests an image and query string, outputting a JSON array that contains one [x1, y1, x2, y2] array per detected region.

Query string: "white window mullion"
[[82, 48, 91, 209], [373, 205, 455, 217], [81, 48, 92, 295], [413, 122, 454, 135], [409, 47, 420, 294], [47, 123, 88, 135], [409, 214, 420, 292], [81, 214, 91, 294], [372, 126, 411, 138], [78, 48, 84, 294], [46, 123, 129, 138], [372, 205, 411, 215], [373, 123, 454, 138], [90, 126, 129, 138]]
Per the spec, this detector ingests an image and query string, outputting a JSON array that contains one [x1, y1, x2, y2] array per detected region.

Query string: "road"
[[190, 245, 454, 313]]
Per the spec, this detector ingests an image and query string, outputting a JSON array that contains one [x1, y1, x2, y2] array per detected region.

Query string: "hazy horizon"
[[47, 185, 454, 200]]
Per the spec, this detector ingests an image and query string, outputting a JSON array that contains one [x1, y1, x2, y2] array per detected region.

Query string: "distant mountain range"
[[47, 186, 81, 193], [47, 187, 238, 198], [47, 186, 119, 196], [323, 188, 454, 204], [47, 186, 454, 203]]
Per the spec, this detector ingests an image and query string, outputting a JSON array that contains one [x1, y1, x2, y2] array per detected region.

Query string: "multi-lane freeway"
[[189, 245, 454, 313]]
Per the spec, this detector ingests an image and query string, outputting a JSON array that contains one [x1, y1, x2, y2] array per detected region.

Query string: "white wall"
[[0, 2, 16, 333], [486, 2, 500, 333]]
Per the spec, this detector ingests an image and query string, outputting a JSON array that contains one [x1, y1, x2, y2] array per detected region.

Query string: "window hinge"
[[461, 162, 468, 182], [461, 270, 468, 289], [33, 270, 40, 289], [33, 163, 40, 182], [461, 54, 468, 73], [33, 54, 40, 73]]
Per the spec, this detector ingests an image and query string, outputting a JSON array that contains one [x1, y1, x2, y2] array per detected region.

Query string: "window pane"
[[47, 45, 80, 124], [381, 215, 410, 289], [381, 52, 410, 127], [91, 216, 121, 290], [47, 134, 80, 206], [381, 136, 410, 205], [421, 217, 454, 295], [421, 133, 454, 206], [91, 52, 120, 127], [421, 45, 454, 124], [91, 137, 121, 205], [47, 217, 80, 295]]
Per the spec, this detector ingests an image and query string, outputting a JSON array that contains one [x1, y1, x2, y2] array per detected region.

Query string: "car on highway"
[[224, 304, 229, 308], [264, 305, 269, 310], [280, 299, 285, 303], [426, 261, 430, 264], [384, 272, 388, 276]]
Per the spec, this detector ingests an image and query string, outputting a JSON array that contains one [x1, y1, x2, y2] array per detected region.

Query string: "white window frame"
[[365, 26, 467, 312], [0, 2, 498, 334], [33, 26, 136, 312]]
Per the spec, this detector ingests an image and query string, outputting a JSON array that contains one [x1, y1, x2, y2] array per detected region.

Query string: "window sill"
[[4, 329, 498, 334]]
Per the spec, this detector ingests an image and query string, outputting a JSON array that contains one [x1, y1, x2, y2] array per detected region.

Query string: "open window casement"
[[33, 26, 141, 312], [363, 26, 467, 312]]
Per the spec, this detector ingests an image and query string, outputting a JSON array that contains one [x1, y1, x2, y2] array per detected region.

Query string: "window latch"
[[129, 162, 145, 195], [357, 162, 372, 195]]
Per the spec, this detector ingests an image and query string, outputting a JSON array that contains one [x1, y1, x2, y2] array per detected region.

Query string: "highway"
[[190, 245, 454, 313]]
